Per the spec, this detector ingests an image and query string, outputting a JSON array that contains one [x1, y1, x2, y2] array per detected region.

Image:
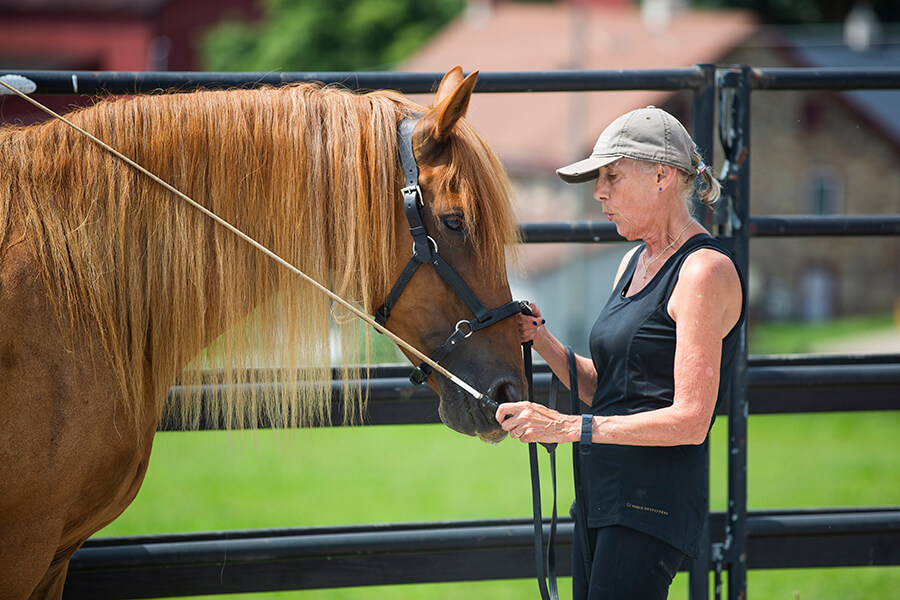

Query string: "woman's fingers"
[[516, 303, 546, 343], [497, 402, 545, 439], [495, 401, 526, 425], [497, 401, 577, 444]]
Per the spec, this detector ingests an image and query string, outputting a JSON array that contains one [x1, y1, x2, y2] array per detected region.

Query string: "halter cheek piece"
[[375, 116, 526, 387], [380, 118, 561, 600]]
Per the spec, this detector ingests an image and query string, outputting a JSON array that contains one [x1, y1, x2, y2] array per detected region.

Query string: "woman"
[[497, 106, 745, 599]]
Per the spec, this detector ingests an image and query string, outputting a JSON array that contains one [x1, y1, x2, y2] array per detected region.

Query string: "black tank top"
[[585, 233, 746, 557]]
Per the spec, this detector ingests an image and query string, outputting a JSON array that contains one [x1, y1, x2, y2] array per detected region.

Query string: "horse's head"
[[382, 66, 526, 443]]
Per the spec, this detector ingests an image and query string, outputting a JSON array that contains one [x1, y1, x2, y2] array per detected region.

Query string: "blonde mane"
[[0, 83, 518, 432]]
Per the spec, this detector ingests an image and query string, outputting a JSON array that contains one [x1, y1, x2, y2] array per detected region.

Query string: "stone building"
[[402, 0, 900, 351], [723, 27, 900, 322]]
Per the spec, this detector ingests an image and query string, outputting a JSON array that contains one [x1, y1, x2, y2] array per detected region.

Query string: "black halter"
[[375, 116, 525, 387], [379, 116, 563, 600]]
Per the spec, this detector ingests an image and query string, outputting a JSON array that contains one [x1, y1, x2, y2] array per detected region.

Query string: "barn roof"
[[782, 24, 900, 149], [401, 1, 758, 172]]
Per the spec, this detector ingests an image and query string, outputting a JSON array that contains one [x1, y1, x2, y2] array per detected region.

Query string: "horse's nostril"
[[494, 381, 521, 405]]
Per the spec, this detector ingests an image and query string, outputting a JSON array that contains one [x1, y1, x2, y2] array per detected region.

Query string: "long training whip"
[[0, 79, 487, 401]]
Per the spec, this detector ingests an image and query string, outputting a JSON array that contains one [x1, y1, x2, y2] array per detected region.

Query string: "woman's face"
[[593, 159, 657, 240]]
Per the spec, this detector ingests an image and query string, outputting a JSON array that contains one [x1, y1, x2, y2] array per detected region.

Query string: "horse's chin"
[[477, 429, 509, 445], [437, 394, 500, 440]]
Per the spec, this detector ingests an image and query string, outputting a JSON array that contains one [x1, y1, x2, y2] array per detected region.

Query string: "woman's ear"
[[656, 165, 678, 188]]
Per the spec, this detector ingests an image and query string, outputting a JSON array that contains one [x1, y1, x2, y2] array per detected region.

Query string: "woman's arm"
[[515, 245, 640, 406], [525, 317, 597, 405], [500, 249, 742, 447]]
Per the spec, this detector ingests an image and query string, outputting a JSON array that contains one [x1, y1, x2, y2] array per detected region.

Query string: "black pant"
[[572, 524, 686, 600]]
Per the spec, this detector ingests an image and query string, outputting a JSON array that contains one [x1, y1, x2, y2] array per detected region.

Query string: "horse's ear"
[[421, 67, 478, 143], [434, 65, 466, 105]]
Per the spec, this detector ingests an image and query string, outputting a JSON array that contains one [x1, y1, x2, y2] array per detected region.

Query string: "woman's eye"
[[441, 215, 466, 233]]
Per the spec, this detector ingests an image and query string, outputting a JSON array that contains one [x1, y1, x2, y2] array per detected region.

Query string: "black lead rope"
[[523, 339, 559, 600], [567, 345, 594, 583], [384, 116, 582, 595], [522, 343, 593, 600]]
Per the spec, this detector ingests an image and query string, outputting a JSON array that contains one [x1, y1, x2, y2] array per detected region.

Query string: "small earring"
[[658, 187, 663, 192]]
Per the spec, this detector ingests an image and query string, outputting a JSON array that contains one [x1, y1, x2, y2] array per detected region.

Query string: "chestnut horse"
[[0, 67, 525, 599]]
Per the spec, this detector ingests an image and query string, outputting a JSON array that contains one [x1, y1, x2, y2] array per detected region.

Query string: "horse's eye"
[[441, 215, 466, 234]]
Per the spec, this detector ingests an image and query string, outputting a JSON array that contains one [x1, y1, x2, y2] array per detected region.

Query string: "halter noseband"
[[375, 116, 525, 386]]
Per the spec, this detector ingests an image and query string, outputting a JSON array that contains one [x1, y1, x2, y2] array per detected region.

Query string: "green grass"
[[748, 312, 895, 355], [99, 412, 900, 599], [93, 314, 899, 598]]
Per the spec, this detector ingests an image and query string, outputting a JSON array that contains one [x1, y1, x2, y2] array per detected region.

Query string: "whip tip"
[[480, 397, 500, 413]]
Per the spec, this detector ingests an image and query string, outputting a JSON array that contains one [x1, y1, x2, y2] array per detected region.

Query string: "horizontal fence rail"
[[519, 216, 900, 243], [748, 215, 900, 237], [9, 66, 900, 97], [64, 508, 900, 599], [160, 355, 900, 431], [5, 67, 711, 95], [750, 67, 900, 90]]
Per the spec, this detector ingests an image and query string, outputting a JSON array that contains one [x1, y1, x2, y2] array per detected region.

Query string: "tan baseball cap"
[[556, 106, 695, 184]]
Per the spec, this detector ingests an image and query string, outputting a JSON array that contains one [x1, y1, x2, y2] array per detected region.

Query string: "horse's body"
[[0, 68, 525, 599]]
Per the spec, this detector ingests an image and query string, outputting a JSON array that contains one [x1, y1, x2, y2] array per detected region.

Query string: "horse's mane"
[[0, 83, 518, 432]]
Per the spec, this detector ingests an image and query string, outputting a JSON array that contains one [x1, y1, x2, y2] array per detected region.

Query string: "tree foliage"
[[200, 0, 465, 72], [201, 0, 900, 72]]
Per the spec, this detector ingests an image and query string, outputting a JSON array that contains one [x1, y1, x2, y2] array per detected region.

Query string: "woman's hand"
[[496, 401, 580, 445], [516, 302, 545, 344]]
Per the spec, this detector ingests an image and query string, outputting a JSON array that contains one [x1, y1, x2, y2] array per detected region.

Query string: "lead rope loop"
[[522, 330, 559, 600], [567, 345, 594, 583]]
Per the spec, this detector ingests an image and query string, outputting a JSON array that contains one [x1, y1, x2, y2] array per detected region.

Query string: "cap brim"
[[555, 155, 620, 184]]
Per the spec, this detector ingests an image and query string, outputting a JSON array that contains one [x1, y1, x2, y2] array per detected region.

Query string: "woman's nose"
[[593, 178, 607, 201]]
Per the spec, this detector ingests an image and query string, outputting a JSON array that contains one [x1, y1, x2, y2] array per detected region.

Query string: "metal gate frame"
[[3, 66, 898, 599]]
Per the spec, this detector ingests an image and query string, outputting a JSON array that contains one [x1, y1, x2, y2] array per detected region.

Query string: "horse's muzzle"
[[437, 374, 522, 441]]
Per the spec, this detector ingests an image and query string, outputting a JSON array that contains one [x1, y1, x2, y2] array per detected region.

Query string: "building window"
[[800, 96, 825, 133], [800, 264, 836, 322], [802, 167, 843, 215]]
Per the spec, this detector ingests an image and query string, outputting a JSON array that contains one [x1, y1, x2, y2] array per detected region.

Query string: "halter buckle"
[[401, 184, 424, 205]]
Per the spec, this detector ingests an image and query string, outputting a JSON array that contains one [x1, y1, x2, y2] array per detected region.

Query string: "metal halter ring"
[[454, 320, 474, 338], [413, 236, 439, 256]]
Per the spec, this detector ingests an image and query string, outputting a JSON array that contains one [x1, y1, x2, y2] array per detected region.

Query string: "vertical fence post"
[[715, 64, 752, 600], [688, 62, 716, 600], [691, 64, 717, 234]]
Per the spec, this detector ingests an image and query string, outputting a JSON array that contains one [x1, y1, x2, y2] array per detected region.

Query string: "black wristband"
[[580, 414, 592, 455]]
